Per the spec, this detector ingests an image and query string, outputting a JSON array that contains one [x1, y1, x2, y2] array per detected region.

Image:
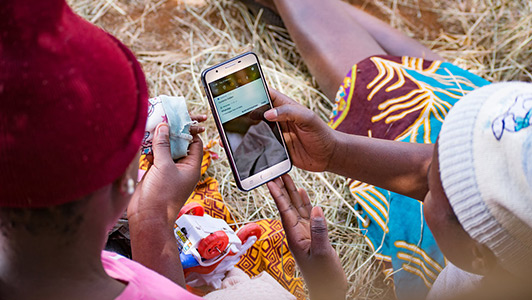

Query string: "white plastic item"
[[175, 214, 241, 266]]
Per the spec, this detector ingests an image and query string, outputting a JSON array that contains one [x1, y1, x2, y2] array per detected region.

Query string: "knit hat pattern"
[[439, 82, 532, 277], [0, 0, 148, 207]]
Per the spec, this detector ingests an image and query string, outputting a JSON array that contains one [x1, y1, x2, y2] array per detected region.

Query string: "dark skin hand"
[[267, 174, 347, 300], [264, 89, 337, 172], [131, 114, 207, 220], [263, 90, 428, 299], [128, 115, 206, 287], [265, 89, 432, 200]]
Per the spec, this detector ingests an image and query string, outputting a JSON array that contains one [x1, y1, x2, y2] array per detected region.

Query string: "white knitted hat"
[[439, 82, 532, 277]]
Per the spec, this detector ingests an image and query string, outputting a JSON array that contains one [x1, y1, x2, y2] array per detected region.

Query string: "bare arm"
[[128, 211, 186, 286], [128, 118, 205, 286], [265, 89, 432, 201], [328, 131, 433, 201], [267, 175, 347, 300]]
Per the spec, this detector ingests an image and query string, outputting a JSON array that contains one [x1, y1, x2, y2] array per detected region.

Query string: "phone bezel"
[[201, 52, 292, 191]]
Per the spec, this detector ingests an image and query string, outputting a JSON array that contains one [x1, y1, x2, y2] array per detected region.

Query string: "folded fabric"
[[204, 269, 296, 300], [142, 95, 194, 160]]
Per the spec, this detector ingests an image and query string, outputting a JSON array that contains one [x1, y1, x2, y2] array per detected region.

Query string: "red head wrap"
[[0, 0, 148, 207]]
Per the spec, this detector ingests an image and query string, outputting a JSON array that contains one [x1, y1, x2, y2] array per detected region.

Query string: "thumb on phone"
[[265, 89, 316, 123], [264, 103, 316, 125]]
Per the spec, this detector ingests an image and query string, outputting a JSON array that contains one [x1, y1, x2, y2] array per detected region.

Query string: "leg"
[[338, 1, 443, 62], [272, 0, 386, 101], [251, 0, 443, 101]]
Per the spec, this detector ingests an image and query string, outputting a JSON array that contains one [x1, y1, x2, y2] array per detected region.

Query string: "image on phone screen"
[[209, 64, 288, 180]]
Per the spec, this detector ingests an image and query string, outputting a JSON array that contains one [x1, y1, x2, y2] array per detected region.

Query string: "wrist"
[[128, 196, 182, 228], [325, 130, 347, 174], [309, 290, 346, 300], [305, 273, 347, 300], [128, 210, 178, 243]]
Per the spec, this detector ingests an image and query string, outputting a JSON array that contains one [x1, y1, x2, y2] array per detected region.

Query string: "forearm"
[[327, 131, 433, 201], [128, 211, 185, 287]]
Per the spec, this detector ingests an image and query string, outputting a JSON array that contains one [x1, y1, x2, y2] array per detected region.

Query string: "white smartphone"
[[201, 52, 292, 191]]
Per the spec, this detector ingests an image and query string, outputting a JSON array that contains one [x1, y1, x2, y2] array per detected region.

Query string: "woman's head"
[[428, 82, 532, 278], [424, 142, 497, 275], [0, 0, 148, 209]]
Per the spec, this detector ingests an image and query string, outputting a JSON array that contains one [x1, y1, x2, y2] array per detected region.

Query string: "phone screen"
[[209, 64, 288, 180]]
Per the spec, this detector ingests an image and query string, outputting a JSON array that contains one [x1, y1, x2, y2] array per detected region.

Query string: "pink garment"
[[101, 250, 202, 300]]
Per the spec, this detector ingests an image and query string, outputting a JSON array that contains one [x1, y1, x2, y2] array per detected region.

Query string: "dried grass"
[[68, 0, 530, 298]]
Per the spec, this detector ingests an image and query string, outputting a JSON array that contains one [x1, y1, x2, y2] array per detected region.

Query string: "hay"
[[68, 0, 530, 298], [347, 0, 532, 82]]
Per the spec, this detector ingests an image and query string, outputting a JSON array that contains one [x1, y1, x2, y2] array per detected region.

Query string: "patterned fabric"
[[236, 219, 305, 300], [139, 142, 305, 299], [186, 176, 236, 224], [330, 56, 489, 142], [329, 55, 490, 299]]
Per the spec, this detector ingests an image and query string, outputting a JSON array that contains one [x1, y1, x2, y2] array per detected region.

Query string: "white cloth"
[[204, 268, 296, 300], [426, 262, 483, 300]]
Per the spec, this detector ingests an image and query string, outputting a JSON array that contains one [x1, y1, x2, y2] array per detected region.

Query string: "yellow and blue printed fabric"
[[329, 55, 490, 299]]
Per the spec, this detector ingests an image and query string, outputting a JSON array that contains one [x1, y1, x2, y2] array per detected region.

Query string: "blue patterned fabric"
[[330, 56, 490, 299]]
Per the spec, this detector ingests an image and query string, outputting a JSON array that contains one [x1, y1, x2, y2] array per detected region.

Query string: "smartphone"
[[201, 52, 292, 191]]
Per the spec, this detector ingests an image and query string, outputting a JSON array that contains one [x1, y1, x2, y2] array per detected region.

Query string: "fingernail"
[[264, 109, 277, 119], [156, 123, 169, 136], [311, 206, 325, 218], [202, 114, 208, 119]]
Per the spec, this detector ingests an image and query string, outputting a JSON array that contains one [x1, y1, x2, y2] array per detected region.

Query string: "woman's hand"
[[127, 114, 206, 287], [128, 115, 206, 224], [264, 89, 338, 172], [265, 90, 434, 200], [267, 174, 348, 300]]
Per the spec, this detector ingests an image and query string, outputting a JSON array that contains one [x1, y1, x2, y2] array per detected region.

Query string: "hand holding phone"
[[264, 89, 338, 173], [201, 52, 292, 191]]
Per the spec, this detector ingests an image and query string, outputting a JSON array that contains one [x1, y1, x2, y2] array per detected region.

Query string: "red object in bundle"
[[197, 231, 230, 260]]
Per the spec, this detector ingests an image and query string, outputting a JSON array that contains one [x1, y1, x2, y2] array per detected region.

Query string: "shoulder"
[[101, 250, 202, 300]]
